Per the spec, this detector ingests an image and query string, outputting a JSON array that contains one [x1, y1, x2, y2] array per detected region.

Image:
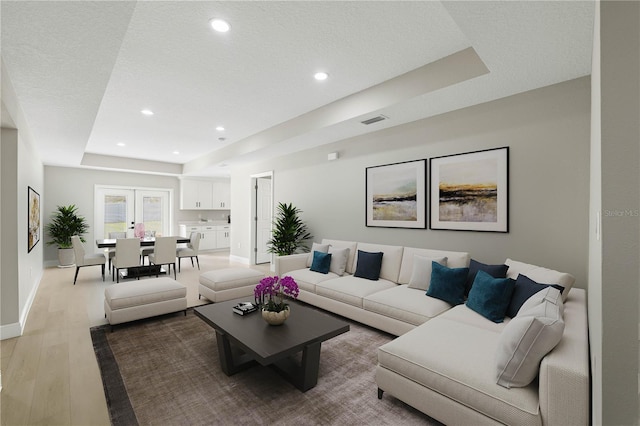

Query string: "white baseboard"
[[229, 254, 250, 265], [0, 322, 22, 340]]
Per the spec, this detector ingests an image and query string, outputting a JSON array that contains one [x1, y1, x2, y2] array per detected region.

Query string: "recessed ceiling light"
[[141, 109, 154, 116], [117, 142, 126, 147], [210, 18, 230, 33], [173, 151, 180, 155], [314, 72, 329, 81], [216, 126, 225, 132]]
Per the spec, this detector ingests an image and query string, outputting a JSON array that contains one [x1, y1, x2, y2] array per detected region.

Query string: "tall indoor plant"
[[46, 204, 89, 267], [266, 202, 312, 256]]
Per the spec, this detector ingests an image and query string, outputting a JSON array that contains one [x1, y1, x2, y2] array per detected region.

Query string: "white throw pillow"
[[328, 247, 350, 276], [407, 255, 447, 291], [306, 243, 330, 267], [495, 287, 565, 388]]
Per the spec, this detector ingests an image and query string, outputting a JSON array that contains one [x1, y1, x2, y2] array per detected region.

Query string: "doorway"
[[251, 172, 273, 265]]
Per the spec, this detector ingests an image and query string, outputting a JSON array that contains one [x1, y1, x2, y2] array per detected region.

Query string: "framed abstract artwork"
[[429, 147, 509, 232], [366, 159, 426, 229], [28, 186, 41, 252]]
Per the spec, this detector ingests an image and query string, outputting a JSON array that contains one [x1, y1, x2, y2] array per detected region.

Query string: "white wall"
[[0, 128, 44, 339], [591, 2, 640, 424], [232, 77, 591, 288]]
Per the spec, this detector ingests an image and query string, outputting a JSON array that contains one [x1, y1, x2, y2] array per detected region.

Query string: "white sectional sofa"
[[275, 239, 589, 426]]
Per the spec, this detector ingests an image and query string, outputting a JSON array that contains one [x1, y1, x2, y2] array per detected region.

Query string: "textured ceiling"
[[1, 1, 594, 176]]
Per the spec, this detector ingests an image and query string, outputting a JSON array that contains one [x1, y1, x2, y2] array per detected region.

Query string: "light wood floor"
[[0, 251, 271, 425]]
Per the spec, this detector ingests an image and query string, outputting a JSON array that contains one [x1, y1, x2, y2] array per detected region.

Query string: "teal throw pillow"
[[426, 261, 469, 306], [354, 250, 383, 281], [466, 270, 516, 323], [310, 251, 332, 274]]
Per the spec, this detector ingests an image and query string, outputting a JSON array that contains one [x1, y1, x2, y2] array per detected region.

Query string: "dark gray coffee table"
[[194, 298, 349, 392]]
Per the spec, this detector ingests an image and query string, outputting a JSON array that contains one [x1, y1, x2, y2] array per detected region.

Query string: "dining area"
[[78, 232, 201, 284]]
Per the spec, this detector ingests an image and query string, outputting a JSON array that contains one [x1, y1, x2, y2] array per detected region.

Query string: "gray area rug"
[[90, 307, 441, 425]]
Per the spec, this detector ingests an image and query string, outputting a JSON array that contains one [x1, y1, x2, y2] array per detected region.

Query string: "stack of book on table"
[[233, 302, 258, 315]]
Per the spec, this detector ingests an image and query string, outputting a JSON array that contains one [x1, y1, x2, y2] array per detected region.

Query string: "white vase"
[[261, 306, 290, 325], [57, 247, 75, 268]]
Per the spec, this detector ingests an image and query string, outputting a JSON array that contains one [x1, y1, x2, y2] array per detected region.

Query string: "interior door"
[[95, 188, 135, 240], [255, 177, 272, 264]]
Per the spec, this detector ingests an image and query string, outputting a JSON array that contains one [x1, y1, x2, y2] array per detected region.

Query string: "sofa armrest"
[[274, 253, 309, 276], [538, 288, 589, 426]]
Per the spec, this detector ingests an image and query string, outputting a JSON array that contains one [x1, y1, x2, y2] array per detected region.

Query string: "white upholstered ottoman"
[[199, 268, 265, 302], [104, 277, 187, 326]]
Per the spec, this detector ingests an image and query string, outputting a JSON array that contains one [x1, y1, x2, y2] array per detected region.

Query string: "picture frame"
[[366, 159, 426, 229], [28, 186, 41, 252], [429, 147, 509, 232]]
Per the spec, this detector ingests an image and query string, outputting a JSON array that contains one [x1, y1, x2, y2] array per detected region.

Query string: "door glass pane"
[[104, 195, 127, 238], [142, 196, 162, 236]]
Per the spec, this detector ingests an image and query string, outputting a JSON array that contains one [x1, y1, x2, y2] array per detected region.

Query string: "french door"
[[95, 186, 171, 240]]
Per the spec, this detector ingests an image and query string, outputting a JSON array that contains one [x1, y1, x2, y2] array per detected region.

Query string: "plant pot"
[[261, 307, 290, 326], [57, 247, 75, 268]]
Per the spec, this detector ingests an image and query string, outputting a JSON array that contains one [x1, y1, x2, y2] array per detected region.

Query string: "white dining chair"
[[71, 235, 106, 284], [140, 230, 155, 264], [107, 231, 126, 274], [148, 236, 177, 279], [176, 232, 200, 272], [112, 238, 141, 283]]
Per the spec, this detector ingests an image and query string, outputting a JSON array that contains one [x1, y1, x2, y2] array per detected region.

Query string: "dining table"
[[95, 236, 191, 249]]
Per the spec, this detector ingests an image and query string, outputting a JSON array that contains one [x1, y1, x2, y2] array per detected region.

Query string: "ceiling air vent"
[[360, 115, 388, 125]]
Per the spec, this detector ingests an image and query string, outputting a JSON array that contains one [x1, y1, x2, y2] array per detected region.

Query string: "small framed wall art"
[[366, 159, 426, 229], [429, 147, 509, 232], [28, 186, 41, 252]]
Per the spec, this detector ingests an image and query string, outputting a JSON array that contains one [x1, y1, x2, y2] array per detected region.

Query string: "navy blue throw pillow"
[[465, 259, 509, 297], [466, 270, 515, 323], [310, 251, 332, 274], [354, 250, 383, 281], [506, 274, 565, 318], [426, 261, 469, 306]]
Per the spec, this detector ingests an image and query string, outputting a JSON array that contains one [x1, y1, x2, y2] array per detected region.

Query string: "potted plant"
[[266, 202, 313, 256], [254, 275, 299, 325], [45, 204, 89, 267]]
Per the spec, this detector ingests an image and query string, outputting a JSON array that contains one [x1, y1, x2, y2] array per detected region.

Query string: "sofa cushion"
[[310, 251, 332, 274], [506, 274, 565, 318], [505, 258, 575, 301], [354, 250, 384, 280], [322, 239, 358, 273], [287, 268, 339, 293], [315, 275, 396, 308], [364, 285, 452, 326], [465, 259, 509, 297], [407, 255, 447, 291], [356, 242, 404, 283], [378, 317, 542, 426], [496, 287, 565, 388], [426, 262, 469, 306], [398, 247, 470, 284], [328, 246, 350, 276], [466, 271, 515, 323], [306, 242, 330, 267]]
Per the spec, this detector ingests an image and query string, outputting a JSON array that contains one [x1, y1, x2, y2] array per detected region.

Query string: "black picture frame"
[[365, 159, 427, 229], [429, 147, 509, 232], [28, 186, 41, 252]]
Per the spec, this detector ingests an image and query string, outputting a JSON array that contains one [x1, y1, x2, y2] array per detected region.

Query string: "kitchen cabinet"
[[180, 179, 230, 210], [216, 226, 230, 249], [179, 224, 230, 250], [199, 225, 217, 250], [180, 179, 213, 210], [212, 180, 231, 209]]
